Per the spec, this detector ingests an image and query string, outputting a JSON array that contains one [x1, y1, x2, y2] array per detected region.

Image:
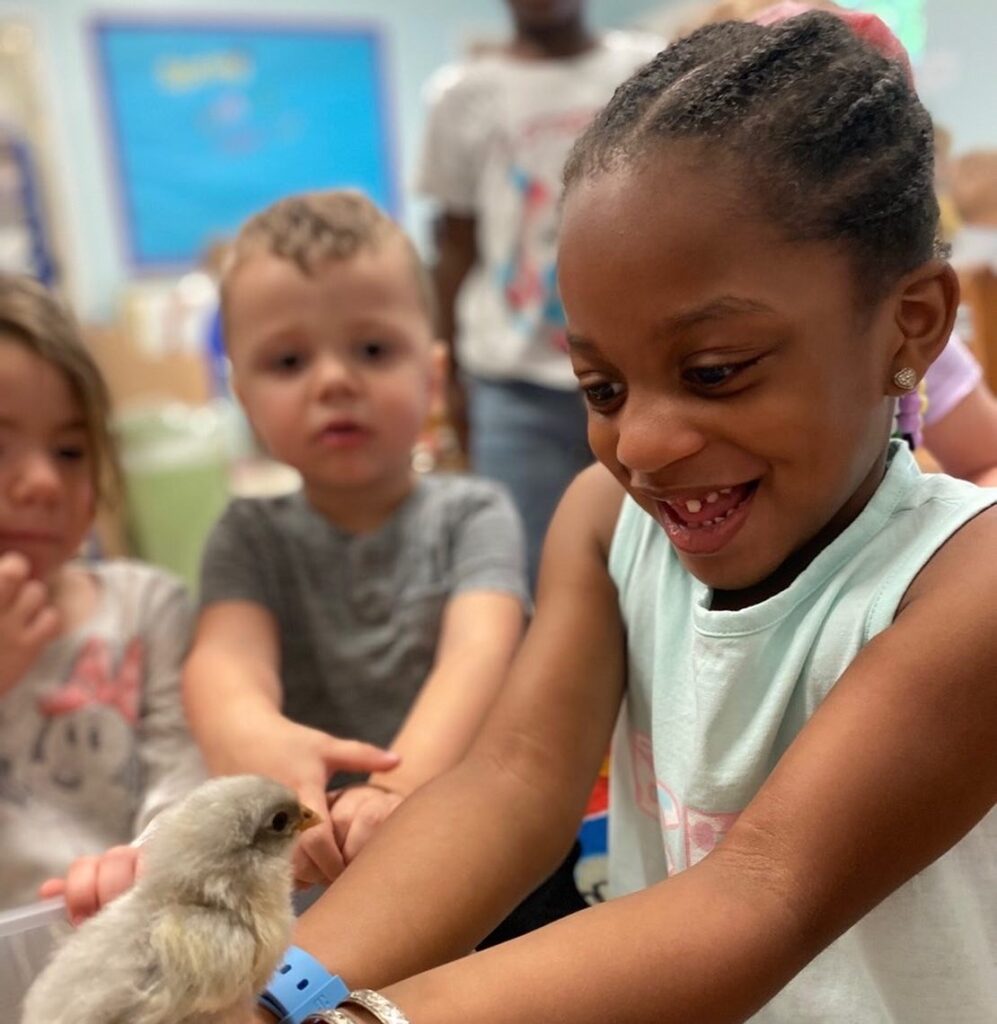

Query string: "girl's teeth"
[[706, 492, 719, 504], [720, 487, 732, 495], [685, 499, 702, 513]]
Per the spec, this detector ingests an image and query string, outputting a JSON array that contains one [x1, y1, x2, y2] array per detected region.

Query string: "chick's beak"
[[295, 805, 320, 833]]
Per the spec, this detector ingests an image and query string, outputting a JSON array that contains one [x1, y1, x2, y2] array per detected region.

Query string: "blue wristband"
[[259, 945, 349, 1024]]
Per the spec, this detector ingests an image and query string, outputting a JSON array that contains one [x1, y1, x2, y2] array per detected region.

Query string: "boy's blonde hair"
[[222, 189, 438, 330], [0, 275, 121, 506]]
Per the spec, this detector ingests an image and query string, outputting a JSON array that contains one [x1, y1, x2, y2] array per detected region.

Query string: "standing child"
[[0, 275, 202, 914], [420, 0, 661, 590], [247, 12, 995, 1024], [180, 191, 529, 889]]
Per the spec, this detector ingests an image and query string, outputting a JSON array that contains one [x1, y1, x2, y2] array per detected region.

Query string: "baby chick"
[[21, 774, 317, 1024]]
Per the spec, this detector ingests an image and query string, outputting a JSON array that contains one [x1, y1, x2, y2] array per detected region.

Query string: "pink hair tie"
[[753, 2, 914, 85]]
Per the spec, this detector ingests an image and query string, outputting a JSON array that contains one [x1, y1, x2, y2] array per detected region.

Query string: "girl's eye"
[[54, 445, 86, 463], [683, 359, 757, 390], [581, 380, 625, 410]]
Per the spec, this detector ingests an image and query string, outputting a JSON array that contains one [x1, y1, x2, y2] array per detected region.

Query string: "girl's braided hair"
[[563, 11, 940, 302]]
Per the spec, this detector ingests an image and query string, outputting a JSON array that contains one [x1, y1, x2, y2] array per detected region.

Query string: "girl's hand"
[[0, 552, 60, 697], [327, 784, 405, 865], [39, 845, 141, 925]]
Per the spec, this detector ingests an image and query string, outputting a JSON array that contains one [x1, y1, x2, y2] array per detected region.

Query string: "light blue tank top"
[[608, 440, 997, 1022]]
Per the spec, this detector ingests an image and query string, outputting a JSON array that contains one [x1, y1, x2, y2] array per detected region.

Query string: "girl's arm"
[[280, 464, 627, 987], [365, 507, 997, 1024], [264, 502, 996, 1024]]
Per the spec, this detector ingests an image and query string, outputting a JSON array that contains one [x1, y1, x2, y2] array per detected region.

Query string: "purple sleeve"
[[923, 333, 983, 427]]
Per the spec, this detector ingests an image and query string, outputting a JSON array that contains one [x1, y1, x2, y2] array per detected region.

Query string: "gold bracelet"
[[342, 988, 411, 1024]]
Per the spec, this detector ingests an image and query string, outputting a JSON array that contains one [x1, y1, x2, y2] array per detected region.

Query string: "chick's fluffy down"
[[21, 775, 304, 1024]]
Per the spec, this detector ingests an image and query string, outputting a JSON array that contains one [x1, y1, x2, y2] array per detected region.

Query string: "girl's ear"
[[886, 260, 960, 395]]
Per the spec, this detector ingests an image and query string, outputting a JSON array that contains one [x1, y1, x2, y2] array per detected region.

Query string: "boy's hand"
[[0, 552, 60, 697], [212, 714, 400, 887], [327, 784, 405, 865], [39, 845, 141, 925]]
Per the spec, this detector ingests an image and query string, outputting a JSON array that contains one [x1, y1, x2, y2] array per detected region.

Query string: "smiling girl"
[[253, 12, 997, 1023]]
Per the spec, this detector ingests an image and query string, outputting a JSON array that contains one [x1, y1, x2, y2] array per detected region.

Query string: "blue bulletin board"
[[91, 16, 398, 269]]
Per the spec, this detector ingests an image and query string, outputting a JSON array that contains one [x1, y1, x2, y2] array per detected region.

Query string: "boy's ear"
[[228, 363, 245, 407], [886, 260, 959, 394], [429, 341, 448, 404]]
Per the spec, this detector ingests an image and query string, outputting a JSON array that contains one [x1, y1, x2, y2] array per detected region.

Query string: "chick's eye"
[[270, 811, 289, 832]]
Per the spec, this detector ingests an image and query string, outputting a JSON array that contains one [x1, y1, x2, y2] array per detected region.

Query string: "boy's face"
[[225, 241, 440, 506]]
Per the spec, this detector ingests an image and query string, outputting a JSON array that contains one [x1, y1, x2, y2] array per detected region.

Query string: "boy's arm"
[[182, 600, 285, 770], [332, 588, 524, 861], [367, 589, 524, 796], [333, 481, 527, 859], [184, 602, 398, 884]]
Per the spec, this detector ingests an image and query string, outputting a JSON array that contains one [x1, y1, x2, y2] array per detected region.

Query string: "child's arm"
[[921, 382, 997, 486], [183, 601, 399, 885], [330, 481, 527, 861], [418, 63, 480, 445], [256, 489, 997, 1024], [433, 213, 477, 440], [330, 588, 524, 861], [39, 845, 139, 925]]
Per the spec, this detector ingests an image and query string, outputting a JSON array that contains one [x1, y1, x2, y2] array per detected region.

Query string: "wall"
[[0, 0, 655, 320], [1, 0, 993, 320]]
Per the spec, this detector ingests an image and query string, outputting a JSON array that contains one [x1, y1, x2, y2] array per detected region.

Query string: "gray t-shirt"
[[198, 474, 528, 750]]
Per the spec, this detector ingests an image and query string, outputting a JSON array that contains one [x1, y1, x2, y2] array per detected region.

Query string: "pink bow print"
[[37, 638, 144, 725]]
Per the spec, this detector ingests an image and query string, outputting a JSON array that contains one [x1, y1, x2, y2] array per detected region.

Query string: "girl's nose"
[[8, 452, 63, 507], [614, 393, 706, 478]]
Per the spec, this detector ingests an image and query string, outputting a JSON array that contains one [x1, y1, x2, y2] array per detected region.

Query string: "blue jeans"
[[469, 376, 592, 593]]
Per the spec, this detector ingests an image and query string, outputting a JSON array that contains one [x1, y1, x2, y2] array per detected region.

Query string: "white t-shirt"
[[418, 32, 662, 389], [0, 561, 204, 911]]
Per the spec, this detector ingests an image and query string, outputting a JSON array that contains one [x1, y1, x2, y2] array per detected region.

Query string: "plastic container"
[[0, 897, 69, 1014], [117, 402, 233, 592]]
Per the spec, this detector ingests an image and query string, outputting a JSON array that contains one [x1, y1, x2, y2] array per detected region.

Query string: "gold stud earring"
[[892, 367, 918, 391]]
